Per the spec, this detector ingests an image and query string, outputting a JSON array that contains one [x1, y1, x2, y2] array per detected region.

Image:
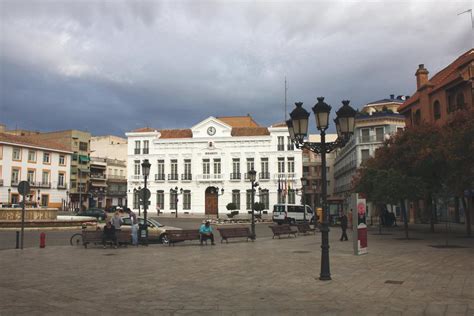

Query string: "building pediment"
[[191, 117, 233, 138]]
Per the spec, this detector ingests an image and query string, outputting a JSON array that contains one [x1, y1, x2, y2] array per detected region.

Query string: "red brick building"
[[399, 49, 473, 127]]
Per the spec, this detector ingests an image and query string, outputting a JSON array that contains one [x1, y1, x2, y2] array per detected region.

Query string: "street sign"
[[140, 188, 151, 201], [18, 181, 31, 196]]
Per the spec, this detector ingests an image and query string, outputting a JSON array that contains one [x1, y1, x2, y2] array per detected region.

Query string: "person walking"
[[126, 208, 138, 246], [340, 212, 349, 241], [111, 211, 123, 231]]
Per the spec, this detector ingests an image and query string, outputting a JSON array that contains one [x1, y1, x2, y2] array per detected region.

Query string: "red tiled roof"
[[217, 116, 260, 128], [231, 127, 270, 136], [399, 49, 474, 112], [0, 133, 71, 152], [271, 122, 287, 128], [131, 127, 157, 133], [159, 129, 193, 139]]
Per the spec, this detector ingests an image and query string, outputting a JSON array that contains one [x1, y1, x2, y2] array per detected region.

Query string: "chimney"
[[390, 94, 395, 99], [415, 64, 429, 90]]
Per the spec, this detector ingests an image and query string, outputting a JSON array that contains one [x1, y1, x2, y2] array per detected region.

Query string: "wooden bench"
[[268, 225, 298, 239], [296, 222, 317, 235], [217, 226, 253, 243], [82, 230, 130, 248], [167, 230, 203, 246]]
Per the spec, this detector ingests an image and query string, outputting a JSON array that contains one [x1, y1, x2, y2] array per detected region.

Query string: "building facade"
[[333, 96, 406, 219], [0, 133, 71, 208], [399, 49, 473, 127], [90, 135, 127, 161], [126, 116, 302, 216]]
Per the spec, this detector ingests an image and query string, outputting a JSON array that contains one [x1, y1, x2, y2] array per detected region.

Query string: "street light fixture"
[[171, 187, 184, 218], [133, 187, 142, 216], [141, 159, 151, 245], [248, 169, 258, 239], [8, 188, 11, 205], [215, 187, 224, 219], [288, 97, 356, 281]]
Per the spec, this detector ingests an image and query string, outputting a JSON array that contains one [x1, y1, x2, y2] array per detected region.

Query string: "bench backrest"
[[218, 227, 251, 238], [297, 223, 311, 232], [269, 225, 294, 233], [167, 229, 200, 240]]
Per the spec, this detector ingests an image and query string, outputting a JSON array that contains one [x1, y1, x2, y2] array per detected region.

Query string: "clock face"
[[207, 126, 216, 136]]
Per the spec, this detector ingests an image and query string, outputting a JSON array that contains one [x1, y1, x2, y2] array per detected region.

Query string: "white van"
[[272, 204, 314, 225]]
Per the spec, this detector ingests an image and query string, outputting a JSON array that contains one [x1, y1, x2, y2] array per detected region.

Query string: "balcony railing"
[[274, 173, 296, 180], [11, 180, 19, 187], [57, 183, 68, 190], [196, 174, 224, 181], [130, 175, 142, 181], [181, 174, 192, 181], [108, 189, 127, 196], [287, 144, 294, 150], [90, 174, 106, 179], [168, 174, 179, 181], [107, 175, 126, 180], [134, 148, 140, 155], [155, 174, 165, 181], [230, 173, 241, 180], [277, 145, 285, 151], [27, 181, 52, 188], [143, 148, 149, 154], [358, 135, 384, 144], [259, 172, 270, 180]]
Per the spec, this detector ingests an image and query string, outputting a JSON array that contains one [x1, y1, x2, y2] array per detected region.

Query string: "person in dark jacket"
[[102, 221, 117, 248], [340, 212, 348, 241]]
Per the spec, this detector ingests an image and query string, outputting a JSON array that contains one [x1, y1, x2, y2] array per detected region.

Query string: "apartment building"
[[0, 133, 71, 208], [126, 116, 302, 216]]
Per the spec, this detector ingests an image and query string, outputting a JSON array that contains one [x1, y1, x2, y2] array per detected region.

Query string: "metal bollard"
[[40, 232, 46, 248], [16, 231, 20, 249]]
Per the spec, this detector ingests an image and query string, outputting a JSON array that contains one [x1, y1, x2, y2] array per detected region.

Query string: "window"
[[59, 155, 65, 165], [40, 194, 49, 207], [277, 136, 284, 151], [43, 152, 50, 164], [456, 92, 465, 110], [287, 157, 295, 173], [260, 158, 269, 179], [259, 189, 269, 209], [27, 170, 35, 184], [155, 160, 164, 180], [134, 160, 140, 176], [12, 147, 21, 161], [170, 191, 177, 210], [183, 190, 191, 210], [156, 190, 164, 209], [433, 101, 441, 120], [58, 173, 65, 187], [202, 159, 210, 175], [278, 157, 285, 173], [79, 142, 88, 151], [287, 137, 294, 150], [447, 94, 455, 113], [375, 127, 384, 142], [414, 110, 421, 126], [170, 159, 178, 180], [246, 190, 252, 210], [143, 140, 149, 154], [232, 190, 240, 209], [183, 159, 192, 180], [361, 128, 370, 142], [133, 191, 140, 209], [42, 171, 50, 185], [213, 159, 221, 175], [278, 191, 286, 204], [246, 158, 254, 172], [288, 189, 295, 204], [361, 149, 370, 162], [232, 158, 240, 179], [28, 150, 36, 162], [134, 141, 140, 155]]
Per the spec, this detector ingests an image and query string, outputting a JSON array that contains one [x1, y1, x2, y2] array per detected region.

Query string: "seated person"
[[102, 221, 117, 248], [199, 221, 215, 245]]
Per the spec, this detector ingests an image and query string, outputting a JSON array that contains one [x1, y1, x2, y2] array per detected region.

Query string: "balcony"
[[107, 174, 126, 180], [155, 174, 165, 182], [143, 148, 149, 154], [168, 174, 179, 181], [287, 144, 294, 151], [259, 172, 270, 181], [277, 145, 285, 151], [196, 174, 224, 182], [108, 189, 127, 196], [11, 180, 19, 187], [130, 175, 142, 182], [57, 183, 68, 190], [181, 174, 192, 181], [90, 174, 106, 180], [134, 148, 140, 155], [358, 135, 384, 144], [230, 173, 241, 181], [274, 173, 296, 180]]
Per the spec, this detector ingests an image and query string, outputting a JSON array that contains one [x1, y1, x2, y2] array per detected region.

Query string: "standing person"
[[126, 208, 138, 246], [199, 220, 215, 245], [340, 212, 348, 241], [111, 211, 123, 231], [102, 221, 117, 248]]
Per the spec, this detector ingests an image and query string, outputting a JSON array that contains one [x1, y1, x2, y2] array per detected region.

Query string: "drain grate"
[[385, 280, 404, 285], [429, 245, 467, 249], [293, 250, 311, 254], [103, 253, 117, 256], [394, 238, 423, 240]]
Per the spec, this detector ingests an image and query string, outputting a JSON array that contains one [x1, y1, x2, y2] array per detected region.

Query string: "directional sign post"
[[18, 181, 31, 250]]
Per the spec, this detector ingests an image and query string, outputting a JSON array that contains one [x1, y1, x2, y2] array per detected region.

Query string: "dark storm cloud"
[[0, 0, 472, 136]]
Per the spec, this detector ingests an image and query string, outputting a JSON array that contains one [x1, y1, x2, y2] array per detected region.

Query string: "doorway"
[[205, 186, 218, 216]]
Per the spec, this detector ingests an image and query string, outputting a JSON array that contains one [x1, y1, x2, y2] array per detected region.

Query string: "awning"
[[90, 182, 108, 188], [79, 155, 90, 163]]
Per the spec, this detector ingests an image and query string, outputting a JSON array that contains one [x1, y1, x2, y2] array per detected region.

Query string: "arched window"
[[433, 101, 441, 120], [456, 92, 465, 109], [414, 109, 421, 126]]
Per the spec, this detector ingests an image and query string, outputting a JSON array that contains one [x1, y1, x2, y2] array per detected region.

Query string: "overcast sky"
[[0, 0, 472, 137]]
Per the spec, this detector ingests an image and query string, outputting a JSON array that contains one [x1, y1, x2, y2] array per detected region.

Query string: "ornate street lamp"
[[215, 187, 225, 219], [288, 97, 356, 281], [141, 159, 151, 245], [248, 169, 258, 239], [171, 187, 184, 218]]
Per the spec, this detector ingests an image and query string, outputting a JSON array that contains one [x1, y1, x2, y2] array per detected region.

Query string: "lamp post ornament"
[[288, 97, 356, 281], [141, 159, 151, 245]]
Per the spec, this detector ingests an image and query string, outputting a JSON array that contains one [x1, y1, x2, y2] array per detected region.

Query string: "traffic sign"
[[18, 181, 31, 196], [140, 188, 151, 201]]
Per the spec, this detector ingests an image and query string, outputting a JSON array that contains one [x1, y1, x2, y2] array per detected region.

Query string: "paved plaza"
[[1, 224, 473, 315]]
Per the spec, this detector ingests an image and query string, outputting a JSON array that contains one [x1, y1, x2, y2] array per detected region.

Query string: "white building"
[[90, 135, 127, 161], [0, 133, 72, 208], [333, 96, 406, 219], [126, 116, 302, 216]]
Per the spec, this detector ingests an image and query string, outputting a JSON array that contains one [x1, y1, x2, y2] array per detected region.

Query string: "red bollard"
[[40, 232, 46, 248]]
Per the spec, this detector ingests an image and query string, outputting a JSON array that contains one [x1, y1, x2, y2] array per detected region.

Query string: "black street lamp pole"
[[134, 187, 142, 216], [301, 177, 307, 223], [216, 187, 224, 219], [288, 98, 356, 281], [172, 187, 183, 218], [248, 169, 258, 239], [141, 159, 151, 245]]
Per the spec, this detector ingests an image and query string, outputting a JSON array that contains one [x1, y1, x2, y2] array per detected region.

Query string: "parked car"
[[77, 208, 107, 220], [105, 205, 123, 213], [272, 204, 314, 225], [118, 217, 181, 244]]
